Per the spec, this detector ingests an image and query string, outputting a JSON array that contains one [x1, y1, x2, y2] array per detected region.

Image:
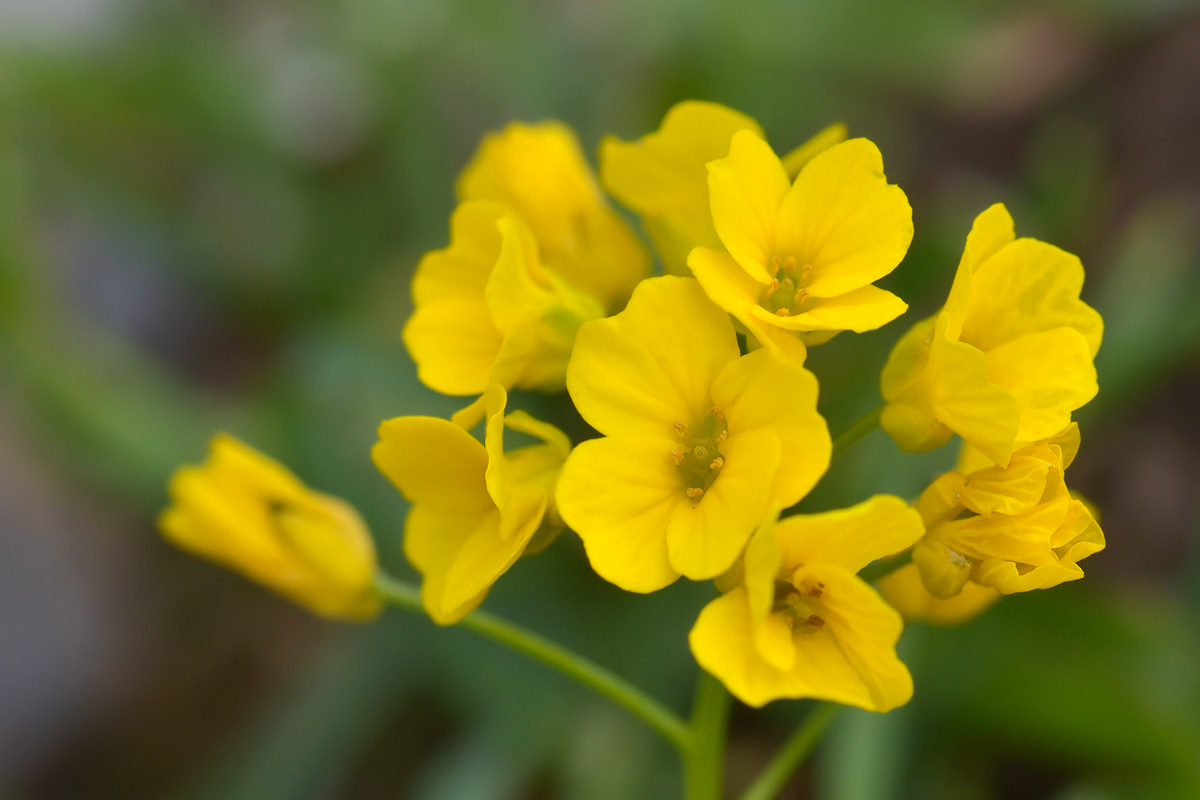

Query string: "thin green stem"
[[858, 548, 913, 584], [831, 405, 883, 460], [373, 573, 690, 750], [684, 669, 732, 800], [738, 703, 839, 800]]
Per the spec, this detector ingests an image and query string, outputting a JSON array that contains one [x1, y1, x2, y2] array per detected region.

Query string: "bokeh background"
[[2, 1, 1199, 798]]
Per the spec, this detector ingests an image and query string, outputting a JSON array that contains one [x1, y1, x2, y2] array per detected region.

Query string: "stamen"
[[766, 278, 780, 296], [693, 445, 709, 459], [674, 422, 688, 436], [669, 450, 685, 466], [796, 288, 809, 303], [771, 255, 781, 272], [782, 255, 797, 272], [709, 405, 724, 419], [805, 614, 825, 627], [807, 586, 823, 599], [686, 487, 705, 499], [709, 457, 724, 470], [801, 263, 813, 277], [775, 308, 791, 316], [716, 430, 728, 443]]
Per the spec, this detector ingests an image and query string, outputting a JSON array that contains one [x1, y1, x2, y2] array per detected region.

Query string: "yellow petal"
[[774, 495, 925, 574], [943, 203, 1015, 339], [566, 275, 739, 439], [404, 504, 498, 624], [601, 100, 762, 217], [911, 538, 972, 599], [748, 284, 907, 333], [962, 237, 1103, 357], [878, 563, 1000, 626], [403, 202, 507, 396], [458, 121, 648, 311], [774, 138, 912, 298], [880, 316, 953, 452], [985, 327, 1097, 443], [707, 129, 789, 282], [929, 329, 1019, 467], [667, 429, 781, 580], [781, 122, 848, 178], [555, 436, 682, 592], [710, 349, 830, 505], [800, 563, 914, 712], [373, 417, 492, 512], [956, 452, 1053, 517]]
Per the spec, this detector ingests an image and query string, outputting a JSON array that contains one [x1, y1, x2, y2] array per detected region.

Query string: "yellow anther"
[[771, 255, 781, 271], [797, 288, 809, 302], [807, 586, 823, 599], [775, 308, 791, 317], [782, 255, 797, 272], [766, 278, 780, 296], [805, 614, 825, 628], [709, 457, 724, 470], [686, 487, 705, 499], [801, 263, 813, 277], [674, 422, 688, 436], [716, 430, 728, 443], [709, 405, 724, 419], [669, 450, 685, 466]]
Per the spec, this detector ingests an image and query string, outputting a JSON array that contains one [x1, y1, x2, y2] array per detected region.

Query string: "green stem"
[[738, 703, 839, 800], [373, 573, 690, 750], [857, 549, 913, 584], [684, 669, 732, 800], [831, 405, 883, 460]]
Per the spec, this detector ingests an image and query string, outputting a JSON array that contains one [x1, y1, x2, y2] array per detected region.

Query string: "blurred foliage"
[[1, 1, 1198, 799]]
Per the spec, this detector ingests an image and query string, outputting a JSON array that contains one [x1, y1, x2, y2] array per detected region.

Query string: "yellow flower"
[[906, 423, 1104, 600], [689, 496, 924, 710], [555, 275, 830, 592], [373, 384, 570, 624], [458, 121, 650, 313], [404, 202, 605, 397], [688, 130, 912, 361], [600, 99, 847, 276], [880, 204, 1103, 466], [878, 564, 1000, 626], [159, 434, 380, 620]]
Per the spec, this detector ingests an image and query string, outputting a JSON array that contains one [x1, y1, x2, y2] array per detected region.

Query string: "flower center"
[[772, 575, 827, 631], [760, 255, 816, 317], [670, 407, 728, 502]]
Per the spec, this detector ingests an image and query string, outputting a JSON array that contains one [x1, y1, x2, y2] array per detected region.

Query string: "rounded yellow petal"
[[962, 237, 1103, 357], [403, 202, 507, 396], [666, 430, 781, 581], [566, 275, 739, 439], [404, 504, 497, 624], [707, 129, 790, 283], [944, 203, 1015, 338], [878, 563, 1000, 626], [373, 417, 491, 512], [930, 331, 1020, 467], [984, 327, 1098, 443], [774, 138, 913, 298], [747, 284, 907, 333], [774, 495, 925, 575], [556, 436, 682, 593], [457, 121, 649, 311], [710, 349, 830, 505]]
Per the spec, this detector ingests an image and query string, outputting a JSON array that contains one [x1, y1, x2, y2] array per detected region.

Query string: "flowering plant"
[[160, 101, 1104, 799]]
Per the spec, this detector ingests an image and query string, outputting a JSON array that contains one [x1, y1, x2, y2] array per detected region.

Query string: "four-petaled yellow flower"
[[600, 100, 846, 276], [905, 423, 1104, 601], [405, 121, 651, 400], [880, 203, 1103, 466], [160, 434, 381, 620], [689, 496, 924, 710], [373, 384, 570, 624], [555, 275, 831, 593], [688, 130, 913, 361]]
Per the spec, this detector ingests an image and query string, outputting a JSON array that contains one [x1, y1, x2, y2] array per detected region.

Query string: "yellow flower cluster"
[[158, 100, 1106, 715]]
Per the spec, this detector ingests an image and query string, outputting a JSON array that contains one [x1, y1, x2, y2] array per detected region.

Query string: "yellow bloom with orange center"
[[689, 497, 924, 710], [373, 384, 570, 625], [159, 434, 380, 620], [904, 423, 1104, 601], [405, 121, 650, 399], [688, 130, 912, 361], [555, 275, 831, 592], [880, 203, 1103, 466], [600, 100, 846, 275]]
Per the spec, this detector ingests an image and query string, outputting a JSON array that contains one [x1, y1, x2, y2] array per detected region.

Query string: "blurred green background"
[[2, 1, 1199, 798]]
